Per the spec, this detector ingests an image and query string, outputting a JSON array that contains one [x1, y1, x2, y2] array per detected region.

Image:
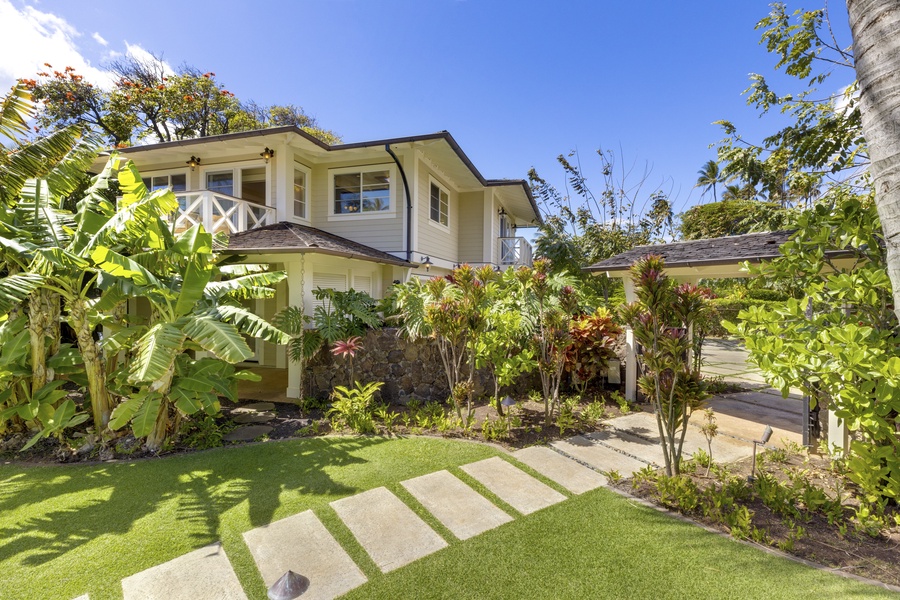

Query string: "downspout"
[[385, 144, 413, 263]]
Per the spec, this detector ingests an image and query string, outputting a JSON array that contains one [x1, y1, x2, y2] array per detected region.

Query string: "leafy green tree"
[[713, 4, 863, 207], [475, 268, 537, 416], [725, 185, 900, 503], [529, 148, 674, 305], [620, 256, 712, 476], [678, 199, 796, 240], [26, 55, 341, 146]]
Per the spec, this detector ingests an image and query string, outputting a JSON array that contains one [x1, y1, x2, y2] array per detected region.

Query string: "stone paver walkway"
[[401, 470, 513, 540], [121, 543, 247, 600], [331, 486, 448, 573], [460, 456, 566, 515], [512, 446, 606, 494], [119, 340, 807, 600], [243, 510, 367, 600]]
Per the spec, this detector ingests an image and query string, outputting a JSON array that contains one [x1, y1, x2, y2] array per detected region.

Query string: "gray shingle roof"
[[222, 222, 412, 267], [585, 230, 796, 273]]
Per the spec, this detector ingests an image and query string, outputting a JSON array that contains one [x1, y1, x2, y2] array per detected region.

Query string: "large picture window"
[[429, 181, 449, 226], [333, 167, 391, 214]]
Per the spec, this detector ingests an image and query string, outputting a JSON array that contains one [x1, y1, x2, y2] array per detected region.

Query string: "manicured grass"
[[343, 485, 898, 599], [0, 436, 500, 600], [2, 437, 895, 600]]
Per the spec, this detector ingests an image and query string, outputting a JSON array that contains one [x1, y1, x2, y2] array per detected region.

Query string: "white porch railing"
[[499, 237, 534, 267], [172, 191, 276, 235]]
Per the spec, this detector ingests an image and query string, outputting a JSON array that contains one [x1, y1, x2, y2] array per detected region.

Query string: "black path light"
[[268, 571, 310, 600], [748, 425, 773, 483], [501, 395, 516, 425]]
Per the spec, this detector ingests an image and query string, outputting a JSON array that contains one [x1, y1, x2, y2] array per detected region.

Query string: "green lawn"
[[0, 436, 894, 600]]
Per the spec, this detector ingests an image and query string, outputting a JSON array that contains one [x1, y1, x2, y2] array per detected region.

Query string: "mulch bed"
[[614, 452, 900, 590]]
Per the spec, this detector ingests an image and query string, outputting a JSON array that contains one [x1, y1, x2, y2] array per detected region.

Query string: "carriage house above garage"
[[99, 126, 542, 398]]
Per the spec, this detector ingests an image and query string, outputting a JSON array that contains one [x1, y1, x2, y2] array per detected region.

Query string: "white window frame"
[[427, 176, 450, 230], [328, 163, 396, 220], [291, 162, 311, 222], [199, 160, 271, 206], [140, 168, 191, 192]]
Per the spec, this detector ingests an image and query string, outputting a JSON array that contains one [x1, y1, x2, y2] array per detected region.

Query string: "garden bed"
[[613, 448, 900, 589]]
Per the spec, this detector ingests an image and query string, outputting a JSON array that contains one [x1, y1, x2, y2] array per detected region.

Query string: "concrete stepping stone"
[[586, 428, 668, 466], [401, 470, 513, 540], [233, 402, 275, 413], [72, 596, 89, 600], [243, 510, 366, 600], [331, 487, 447, 573], [460, 457, 565, 515], [550, 436, 648, 477], [233, 412, 275, 424], [223, 425, 273, 442], [721, 391, 804, 415], [606, 412, 754, 464], [121, 542, 247, 600], [512, 446, 606, 494]]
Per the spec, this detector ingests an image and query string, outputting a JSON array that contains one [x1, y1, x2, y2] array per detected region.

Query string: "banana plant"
[[97, 195, 288, 450]]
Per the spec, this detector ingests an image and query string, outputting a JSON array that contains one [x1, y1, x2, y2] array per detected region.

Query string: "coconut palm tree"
[[848, 0, 900, 322], [695, 160, 722, 203]]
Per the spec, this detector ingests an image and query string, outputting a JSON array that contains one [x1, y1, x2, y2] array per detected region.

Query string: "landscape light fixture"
[[501, 396, 516, 408], [748, 425, 774, 482], [260, 147, 275, 163], [420, 256, 432, 273], [186, 156, 201, 171], [267, 570, 310, 600]]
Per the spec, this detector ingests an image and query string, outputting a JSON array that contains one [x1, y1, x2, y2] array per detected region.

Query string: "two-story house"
[[110, 126, 542, 398]]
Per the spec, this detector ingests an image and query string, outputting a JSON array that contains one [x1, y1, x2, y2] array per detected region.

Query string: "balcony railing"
[[499, 237, 533, 267], [172, 191, 276, 235]]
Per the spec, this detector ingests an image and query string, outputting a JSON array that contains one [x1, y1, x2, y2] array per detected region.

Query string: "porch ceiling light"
[[186, 156, 201, 171], [420, 255, 432, 272], [260, 147, 275, 163]]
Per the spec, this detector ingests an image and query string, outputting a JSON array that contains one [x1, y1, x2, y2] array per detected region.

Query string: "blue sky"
[[0, 0, 855, 220]]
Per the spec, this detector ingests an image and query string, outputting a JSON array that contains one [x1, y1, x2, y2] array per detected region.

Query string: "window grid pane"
[[334, 170, 390, 214]]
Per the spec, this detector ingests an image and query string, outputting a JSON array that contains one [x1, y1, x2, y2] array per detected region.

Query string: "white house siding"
[[415, 160, 459, 269], [458, 191, 486, 264], [307, 158, 405, 255]]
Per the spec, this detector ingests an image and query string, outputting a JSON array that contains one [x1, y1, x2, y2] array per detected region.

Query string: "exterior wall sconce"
[[421, 256, 432, 272], [260, 147, 275, 163], [186, 156, 201, 171], [498, 207, 506, 216]]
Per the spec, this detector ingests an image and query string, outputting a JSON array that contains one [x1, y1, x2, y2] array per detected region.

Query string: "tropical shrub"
[[328, 381, 383, 434], [726, 185, 900, 504], [564, 307, 621, 394], [620, 255, 712, 476]]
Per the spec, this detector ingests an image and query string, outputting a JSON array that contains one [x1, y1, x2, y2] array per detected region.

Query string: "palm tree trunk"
[[848, 0, 900, 322], [69, 298, 111, 431]]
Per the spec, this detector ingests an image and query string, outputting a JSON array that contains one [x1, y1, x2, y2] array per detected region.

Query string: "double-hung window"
[[332, 166, 391, 215], [293, 164, 309, 219], [429, 181, 449, 227]]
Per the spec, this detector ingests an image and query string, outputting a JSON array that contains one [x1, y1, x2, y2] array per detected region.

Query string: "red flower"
[[331, 336, 363, 359]]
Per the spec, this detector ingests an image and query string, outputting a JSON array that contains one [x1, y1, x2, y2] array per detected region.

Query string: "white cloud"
[[92, 31, 108, 46], [124, 42, 175, 75], [0, 0, 112, 91]]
